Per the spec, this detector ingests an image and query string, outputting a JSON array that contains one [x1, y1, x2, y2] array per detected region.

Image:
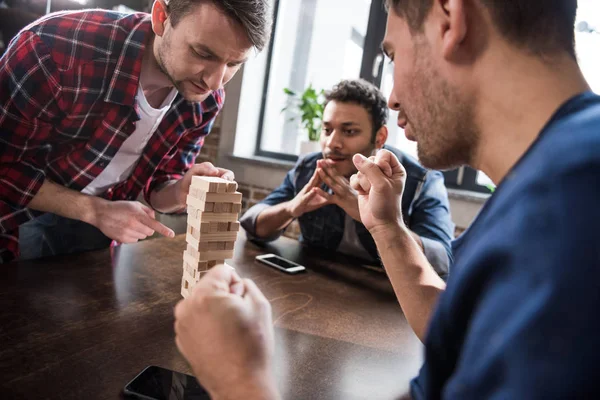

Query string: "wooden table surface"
[[0, 233, 423, 400]]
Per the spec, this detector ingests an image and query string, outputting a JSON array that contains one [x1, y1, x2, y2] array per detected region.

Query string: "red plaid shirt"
[[0, 10, 225, 262]]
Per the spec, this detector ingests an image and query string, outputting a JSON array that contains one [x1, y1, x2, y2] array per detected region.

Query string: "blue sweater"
[[412, 92, 600, 398]]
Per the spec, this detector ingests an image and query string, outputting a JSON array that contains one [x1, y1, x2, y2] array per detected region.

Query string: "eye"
[[322, 127, 332, 135], [344, 129, 358, 135], [192, 48, 211, 60]]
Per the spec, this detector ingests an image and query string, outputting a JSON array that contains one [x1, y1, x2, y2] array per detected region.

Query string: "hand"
[[315, 159, 361, 221], [174, 265, 278, 400], [176, 162, 234, 208], [349, 150, 406, 234], [286, 169, 330, 218], [90, 199, 175, 243]]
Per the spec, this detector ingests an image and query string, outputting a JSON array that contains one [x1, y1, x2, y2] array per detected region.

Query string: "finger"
[[301, 188, 319, 204], [230, 280, 245, 296], [352, 154, 388, 191], [174, 298, 188, 323], [242, 278, 270, 311], [125, 228, 148, 240], [374, 149, 405, 177], [195, 264, 243, 295], [349, 174, 368, 195], [120, 235, 140, 244], [217, 168, 235, 181], [139, 203, 156, 219], [312, 187, 332, 202], [304, 169, 322, 192], [132, 221, 155, 237], [190, 162, 220, 176], [141, 215, 175, 238]]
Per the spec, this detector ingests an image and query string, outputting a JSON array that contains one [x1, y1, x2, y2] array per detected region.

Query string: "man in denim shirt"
[[241, 79, 454, 277]]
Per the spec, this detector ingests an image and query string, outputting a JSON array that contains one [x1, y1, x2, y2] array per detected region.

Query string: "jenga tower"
[[181, 176, 242, 298]]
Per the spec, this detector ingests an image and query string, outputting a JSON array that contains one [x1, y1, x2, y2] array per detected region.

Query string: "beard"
[[405, 40, 480, 171]]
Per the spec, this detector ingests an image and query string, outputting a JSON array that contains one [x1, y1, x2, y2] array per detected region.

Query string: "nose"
[[204, 63, 228, 91], [325, 129, 343, 151], [388, 95, 401, 112]]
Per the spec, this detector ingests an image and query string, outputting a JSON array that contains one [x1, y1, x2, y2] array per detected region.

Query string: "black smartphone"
[[123, 365, 210, 400], [255, 253, 306, 274]]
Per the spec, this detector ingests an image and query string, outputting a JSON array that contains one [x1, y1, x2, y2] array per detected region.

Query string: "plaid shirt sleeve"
[[143, 89, 225, 205], [0, 32, 63, 232]]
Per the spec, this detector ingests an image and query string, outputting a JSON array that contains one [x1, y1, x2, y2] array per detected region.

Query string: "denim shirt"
[[240, 145, 455, 277]]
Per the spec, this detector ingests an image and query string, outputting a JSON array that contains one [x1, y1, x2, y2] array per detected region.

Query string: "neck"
[[472, 47, 590, 185], [140, 35, 175, 107]]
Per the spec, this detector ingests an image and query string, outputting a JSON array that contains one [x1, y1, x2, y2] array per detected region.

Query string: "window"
[[242, 1, 599, 193], [254, 0, 387, 160]]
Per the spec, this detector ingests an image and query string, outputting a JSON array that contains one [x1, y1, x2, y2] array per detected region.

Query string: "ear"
[[374, 125, 388, 149], [151, 0, 169, 37], [438, 0, 468, 60]]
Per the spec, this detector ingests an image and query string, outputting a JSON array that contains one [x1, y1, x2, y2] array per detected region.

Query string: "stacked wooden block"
[[181, 176, 242, 298]]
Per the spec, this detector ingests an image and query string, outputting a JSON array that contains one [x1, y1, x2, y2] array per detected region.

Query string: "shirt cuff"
[[239, 203, 284, 243], [420, 236, 450, 280]]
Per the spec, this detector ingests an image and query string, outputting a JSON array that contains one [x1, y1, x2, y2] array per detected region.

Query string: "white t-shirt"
[[82, 84, 177, 195], [337, 214, 375, 262]]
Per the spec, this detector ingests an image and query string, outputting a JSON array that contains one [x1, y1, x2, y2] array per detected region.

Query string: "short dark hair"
[[386, 0, 578, 58], [324, 79, 388, 142], [166, 0, 272, 51]]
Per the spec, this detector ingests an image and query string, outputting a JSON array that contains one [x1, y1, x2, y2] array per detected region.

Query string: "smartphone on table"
[[123, 365, 210, 400], [255, 253, 306, 274]]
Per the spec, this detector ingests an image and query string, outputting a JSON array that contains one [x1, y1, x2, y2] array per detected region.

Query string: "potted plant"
[[282, 84, 325, 155]]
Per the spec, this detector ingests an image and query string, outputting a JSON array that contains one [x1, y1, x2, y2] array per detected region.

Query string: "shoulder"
[[22, 10, 150, 69]]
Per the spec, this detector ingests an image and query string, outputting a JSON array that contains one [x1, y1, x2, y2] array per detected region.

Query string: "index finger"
[[141, 215, 175, 238], [374, 150, 404, 177]]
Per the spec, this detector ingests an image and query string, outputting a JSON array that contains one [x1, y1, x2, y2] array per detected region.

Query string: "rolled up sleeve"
[[409, 171, 455, 279], [240, 164, 299, 243]]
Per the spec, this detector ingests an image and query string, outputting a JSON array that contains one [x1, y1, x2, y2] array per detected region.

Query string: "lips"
[[190, 81, 209, 93]]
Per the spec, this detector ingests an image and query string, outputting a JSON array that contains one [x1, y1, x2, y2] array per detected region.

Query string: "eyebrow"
[[193, 43, 248, 65], [323, 121, 361, 127]]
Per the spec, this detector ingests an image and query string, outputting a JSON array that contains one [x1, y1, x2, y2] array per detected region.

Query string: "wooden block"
[[226, 181, 238, 193], [213, 202, 232, 213], [184, 251, 211, 271], [204, 202, 214, 212], [231, 203, 242, 213], [229, 221, 240, 232], [187, 214, 211, 232], [193, 212, 239, 223], [186, 194, 210, 211], [225, 241, 235, 250], [207, 260, 224, 267], [209, 221, 219, 233], [205, 192, 242, 204], [189, 186, 199, 198], [192, 249, 234, 261], [191, 176, 231, 193], [181, 286, 190, 299], [186, 229, 238, 243], [217, 222, 229, 232]]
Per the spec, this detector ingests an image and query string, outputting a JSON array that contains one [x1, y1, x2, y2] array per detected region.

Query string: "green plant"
[[282, 84, 325, 141]]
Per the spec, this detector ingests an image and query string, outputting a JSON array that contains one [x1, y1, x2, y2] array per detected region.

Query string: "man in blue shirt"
[[173, 0, 600, 398], [241, 79, 454, 276]]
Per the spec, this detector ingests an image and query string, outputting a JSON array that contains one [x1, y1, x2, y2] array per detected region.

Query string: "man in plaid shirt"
[[0, 0, 272, 262]]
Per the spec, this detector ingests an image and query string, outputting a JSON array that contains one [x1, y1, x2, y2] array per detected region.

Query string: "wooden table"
[[0, 234, 423, 399]]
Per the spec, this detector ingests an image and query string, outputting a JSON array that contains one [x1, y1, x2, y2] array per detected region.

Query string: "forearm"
[[255, 202, 295, 238], [149, 180, 185, 213], [372, 223, 446, 342], [209, 373, 280, 400], [27, 180, 100, 225]]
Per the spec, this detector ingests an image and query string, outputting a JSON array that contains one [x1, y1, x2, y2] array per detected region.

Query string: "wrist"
[[79, 195, 105, 226], [369, 219, 408, 245], [208, 370, 279, 400], [284, 201, 299, 219]]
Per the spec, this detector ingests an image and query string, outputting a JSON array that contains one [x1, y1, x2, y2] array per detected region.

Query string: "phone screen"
[[124, 366, 210, 400], [260, 255, 302, 269]]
